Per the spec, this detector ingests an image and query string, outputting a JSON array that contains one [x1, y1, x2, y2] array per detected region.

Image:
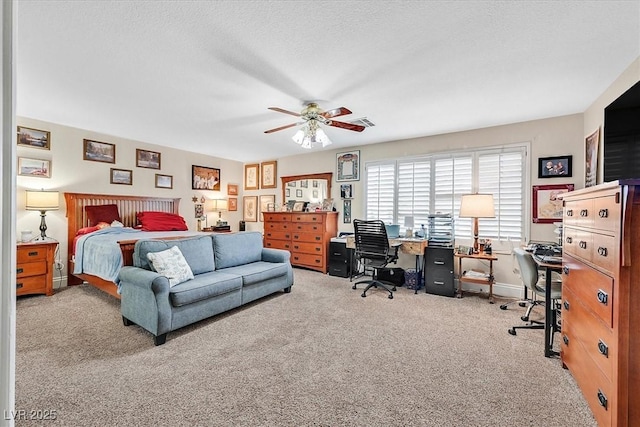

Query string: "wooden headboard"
[[64, 192, 181, 289]]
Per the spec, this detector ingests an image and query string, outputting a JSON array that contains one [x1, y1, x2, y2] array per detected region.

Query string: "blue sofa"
[[118, 231, 294, 345]]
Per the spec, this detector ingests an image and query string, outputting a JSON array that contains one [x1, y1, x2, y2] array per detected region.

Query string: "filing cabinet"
[[424, 246, 455, 297], [328, 240, 356, 278]]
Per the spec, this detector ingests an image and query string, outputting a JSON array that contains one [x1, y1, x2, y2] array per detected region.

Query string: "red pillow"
[[85, 204, 121, 226], [137, 211, 188, 231], [76, 222, 111, 236]]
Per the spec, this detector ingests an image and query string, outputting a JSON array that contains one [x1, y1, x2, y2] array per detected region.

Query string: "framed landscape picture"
[[83, 139, 115, 163], [192, 165, 220, 190], [136, 149, 161, 169], [110, 168, 132, 185], [17, 126, 50, 150], [155, 174, 173, 189], [18, 157, 51, 178]]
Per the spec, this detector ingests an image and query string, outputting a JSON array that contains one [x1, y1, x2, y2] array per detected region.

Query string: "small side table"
[[16, 240, 58, 297], [454, 252, 498, 303]]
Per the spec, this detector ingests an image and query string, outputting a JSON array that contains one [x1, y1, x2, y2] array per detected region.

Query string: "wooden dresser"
[[561, 180, 640, 427], [263, 211, 338, 273], [16, 240, 58, 297]]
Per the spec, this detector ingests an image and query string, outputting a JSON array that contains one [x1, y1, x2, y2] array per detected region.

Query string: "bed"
[[65, 192, 200, 298]]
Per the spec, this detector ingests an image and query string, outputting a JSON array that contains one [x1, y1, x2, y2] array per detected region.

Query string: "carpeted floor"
[[15, 268, 596, 426]]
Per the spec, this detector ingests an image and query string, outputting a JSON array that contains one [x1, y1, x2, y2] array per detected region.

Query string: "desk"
[[532, 256, 562, 358], [454, 252, 498, 303]]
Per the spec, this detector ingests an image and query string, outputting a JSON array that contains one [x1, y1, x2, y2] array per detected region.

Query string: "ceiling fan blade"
[[268, 107, 301, 117], [321, 107, 352, 119], [264, 123, 299, 134], [326, 120, 365, 132]]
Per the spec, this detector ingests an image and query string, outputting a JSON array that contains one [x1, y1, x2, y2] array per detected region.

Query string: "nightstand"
[[16, 240, 58, 296]]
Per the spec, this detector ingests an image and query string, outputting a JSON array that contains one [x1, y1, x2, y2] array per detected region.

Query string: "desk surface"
[[454, 252, 498, 261], [345, 235, 427, 255]]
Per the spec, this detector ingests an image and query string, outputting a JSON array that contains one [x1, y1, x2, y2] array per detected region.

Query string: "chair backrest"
[[353, 219, 390, 260], [513, 248, 540, 292]]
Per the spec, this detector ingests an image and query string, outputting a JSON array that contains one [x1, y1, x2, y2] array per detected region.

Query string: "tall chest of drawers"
[[561, 180, 640, 427], [263, 211, 338, 273]]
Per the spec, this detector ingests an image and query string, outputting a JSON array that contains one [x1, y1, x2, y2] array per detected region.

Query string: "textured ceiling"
[[16, 1, 640, 162]]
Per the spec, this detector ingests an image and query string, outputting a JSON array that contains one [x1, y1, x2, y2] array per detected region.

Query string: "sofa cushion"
[[212, 232, 263, 269], [134, 235, 215, 274], [219, 261, 289, 286], [146, 246, 194, 287], [169, 271, 242, 307]]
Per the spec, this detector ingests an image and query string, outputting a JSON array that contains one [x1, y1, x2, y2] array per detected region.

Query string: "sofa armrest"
[[262, 247, 291, 263], [118, 266, 172, 336]]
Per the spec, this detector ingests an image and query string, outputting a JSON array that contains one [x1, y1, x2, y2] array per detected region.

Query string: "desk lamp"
[[25, 189, 60, 241], [404, 215, 415, 237], [211, 199, 228, 226], [459, 193, 495, 253]]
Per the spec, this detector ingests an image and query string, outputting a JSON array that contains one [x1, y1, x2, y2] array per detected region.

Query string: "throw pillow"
[[85, 204, 121, 226], [146, 246, 194, 287]]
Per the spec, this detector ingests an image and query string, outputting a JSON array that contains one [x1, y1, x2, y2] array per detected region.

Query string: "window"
[[364, 144, 527, 243]]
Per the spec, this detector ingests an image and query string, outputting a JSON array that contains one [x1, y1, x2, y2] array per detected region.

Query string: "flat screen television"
[[603, 80, 640, 182]]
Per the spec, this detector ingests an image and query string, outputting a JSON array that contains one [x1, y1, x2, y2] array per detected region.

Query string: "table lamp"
[[25, 189, 60, 241], [459, 193, 495, 253], [211, 199, 228, 226]]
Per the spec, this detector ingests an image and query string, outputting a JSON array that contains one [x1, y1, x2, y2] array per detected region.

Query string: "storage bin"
[[404, 269, 422, 290], [385, 224, 400, 238], [376, 267, 405, 286]]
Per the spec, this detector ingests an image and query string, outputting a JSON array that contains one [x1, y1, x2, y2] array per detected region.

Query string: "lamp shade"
[[25, 190, 59, 211], [459, 194, 495, 218], [211, 199, 228, 211], [404, 215, 415, 228]]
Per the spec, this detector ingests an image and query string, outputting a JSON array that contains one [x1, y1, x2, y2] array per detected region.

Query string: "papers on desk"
[[463, 269, 490, 279]]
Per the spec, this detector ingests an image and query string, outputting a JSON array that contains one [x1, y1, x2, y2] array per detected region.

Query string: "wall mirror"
[[281, 172, 332, 205]]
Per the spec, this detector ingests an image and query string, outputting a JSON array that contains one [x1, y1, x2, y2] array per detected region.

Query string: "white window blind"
[[364, 145, 527, 243]]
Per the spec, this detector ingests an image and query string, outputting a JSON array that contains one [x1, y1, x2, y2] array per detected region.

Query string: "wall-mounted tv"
[[603, 80, 640, 182]]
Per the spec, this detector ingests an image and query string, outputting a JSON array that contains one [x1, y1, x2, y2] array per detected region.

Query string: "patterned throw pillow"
[[146, 246, 194, 287]]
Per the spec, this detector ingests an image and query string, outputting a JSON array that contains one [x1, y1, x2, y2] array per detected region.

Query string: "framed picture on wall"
[[343, 199, 352, 223], [260, 161, 277, 189], [192, 165, 220, 190], [259, 194, 276, 221], [83, 139, 115, 163], [585, 127, 600, 187], [110, 168, 133, 185], [336, 150, 360, 181], [155, 174, 173, 189], [532, 184, 574, 223], [538, 155, 572, 178], [228, 184, 238, 195], [244, 163, 259, 190], [243, 196, 258, 222], [228, 197, 238, 211], [136, 149, 161, 169], [17, 126, 50, 150], [18, 157, 51, 178]]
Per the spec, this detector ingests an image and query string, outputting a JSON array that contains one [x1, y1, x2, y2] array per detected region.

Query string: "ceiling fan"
[[264, 102, 365, 138]]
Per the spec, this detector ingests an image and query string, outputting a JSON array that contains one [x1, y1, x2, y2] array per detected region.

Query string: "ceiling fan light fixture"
[[292, 123, 332, 149]]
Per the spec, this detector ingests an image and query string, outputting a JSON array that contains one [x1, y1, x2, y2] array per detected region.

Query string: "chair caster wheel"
[[500, 304, 508, 310], [392, 286, 397, 291], [518, 302, 526, 307], [388, 294, 393, 299], [508, 328, 517, 336], [352, 284, 357, 290], [361, 292, 367, 298], [521, 316, 529, 322]]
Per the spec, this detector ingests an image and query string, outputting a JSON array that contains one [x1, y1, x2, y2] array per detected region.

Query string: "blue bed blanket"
[[73, 228, 203, 285]]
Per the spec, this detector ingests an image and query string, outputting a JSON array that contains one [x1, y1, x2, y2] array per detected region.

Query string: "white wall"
[[16, 117, 244, 288]]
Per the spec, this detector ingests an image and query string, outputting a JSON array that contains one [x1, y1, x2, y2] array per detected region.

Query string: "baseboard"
[[457, 280, 523, 299]]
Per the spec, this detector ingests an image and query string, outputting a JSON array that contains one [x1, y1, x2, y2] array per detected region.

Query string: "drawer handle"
[[315, 259, 320, 264], [563, 266, 570, 275], [434, 261, 445, 265], [562, 335, 569, 346], [284, 244, 290, 249], [16, 268, 24, 274], [315, 237, 321, 241], [579, 241, 587, 249], [597, 289, 608, 305], [565, 236, 572, 244], [598, 340, 609, 358], [567, 209, 573, 217], [434, 281, 444, 285], [597, 247, 608, 257], [580, 209, 588, 217], [293, 235, 299, 239], [315, 247, 321, 252], [293, 256, 299, 261], [597, 389, 608, 409], [16, 283, 24, 289], [599, 208, 608, 218], [563, 300, 570, 310], [293, 246, 299, 250]]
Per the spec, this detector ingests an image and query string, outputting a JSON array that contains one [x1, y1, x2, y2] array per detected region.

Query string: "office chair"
[[499, 237, 529, 311], [507, 248, 562, 336], [351, 219, 400, 299]]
